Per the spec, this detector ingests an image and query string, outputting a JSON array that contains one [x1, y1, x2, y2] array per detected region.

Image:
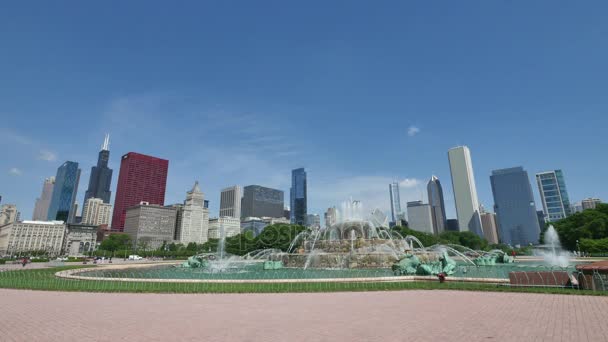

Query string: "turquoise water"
[[77, 261, 578, 280]]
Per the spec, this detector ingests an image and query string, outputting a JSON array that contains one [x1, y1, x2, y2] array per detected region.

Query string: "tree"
[[551, 204, 608, 250], [255, 224, 308, 252], [438, 231, 488, 250], [579, 238, 608, 254], [225, 231, 257, 256], [391, 225, 439, 248], [186, 242, 198, 252], [99, 234, 132, 252]]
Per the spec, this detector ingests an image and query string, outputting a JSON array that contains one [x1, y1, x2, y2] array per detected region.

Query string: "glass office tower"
[[47, 161, 81, 222], [491, 167, 541, 246], [536, 170, 571, 222], [290, 168, 307, 225]]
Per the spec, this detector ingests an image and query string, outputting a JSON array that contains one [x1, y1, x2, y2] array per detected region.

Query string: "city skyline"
[[1, 2, 607, 222], [1, 136, 604, 228]]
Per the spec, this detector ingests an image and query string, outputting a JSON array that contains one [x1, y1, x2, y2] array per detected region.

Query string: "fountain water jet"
[[536, 225, 571, 268]]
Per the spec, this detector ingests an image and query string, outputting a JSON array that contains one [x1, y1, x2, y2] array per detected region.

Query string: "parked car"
[[56, 257, 68, 261], [128, 255, 143, 260]]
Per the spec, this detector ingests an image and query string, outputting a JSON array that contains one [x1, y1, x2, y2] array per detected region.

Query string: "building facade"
[[290, 168, 307, 225], [0, 221, 66, 256], [581, 198, 602, 210], [537, 210, 546, 232], [241, 185, 284, 219], [491, 167, 541, 246], [220, 185, 242, 219], [81, 198, 112, 226], [208, 217, 241, 239], [388, 182, 402, 224], [47, 161, 81, 223], [64, 223, 98, 256], [407, 201, 434, 234], [536, 170, 571, 222], [448, 146, 483, 237], [83, 134, 113, 205], [32, 177, 55, 221], [124, 203, 176, 250], [324, 207, 337, 228], [306, 214, 320, 229], [175, 182, 209, 244], [446, 219, 459, 232], [427, 175, 447, 235], [479, 212, 499, 245], [0, 204, 20, 226], [112, 152, 169, 230]]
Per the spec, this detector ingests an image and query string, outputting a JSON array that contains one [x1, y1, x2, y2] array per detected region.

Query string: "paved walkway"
[[0, 289, 606, 342]]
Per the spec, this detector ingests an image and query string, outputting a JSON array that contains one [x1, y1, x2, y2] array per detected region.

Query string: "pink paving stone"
[[0, 289, 606, 342]]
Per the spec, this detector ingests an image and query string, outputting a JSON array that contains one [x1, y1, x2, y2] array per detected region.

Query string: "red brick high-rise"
[[111, 152, 169, 230]]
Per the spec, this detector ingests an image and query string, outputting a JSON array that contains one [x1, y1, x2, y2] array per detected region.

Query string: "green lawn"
[[0, 266, 605, 295]]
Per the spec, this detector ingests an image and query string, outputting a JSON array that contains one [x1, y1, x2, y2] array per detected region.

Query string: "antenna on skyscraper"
[[101, 133, 110, 151]]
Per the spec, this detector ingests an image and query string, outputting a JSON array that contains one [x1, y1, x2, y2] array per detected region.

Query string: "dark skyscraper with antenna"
[[84, 134, 113, 205]]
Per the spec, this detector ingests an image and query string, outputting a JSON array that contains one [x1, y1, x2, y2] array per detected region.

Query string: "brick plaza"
[[0, 289, 606, 341]]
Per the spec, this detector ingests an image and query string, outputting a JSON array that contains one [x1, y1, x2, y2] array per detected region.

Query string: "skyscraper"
[[175, 181, 209, 244], [536, 170, 571, 222], [448, 146, 483, 237], [491, 167, 541, 246], [32, 177, 55, 221], [220, 185, 242, 219], [47, 161, 81, 222], [241, 185, 284, 218], [111, 152, 169, 230], [427, 176, 447, 235], [406, 201, 434, 234], [290, 168, 307, 225], [83, 134, 113, 205], [388, 182, 402, 224]]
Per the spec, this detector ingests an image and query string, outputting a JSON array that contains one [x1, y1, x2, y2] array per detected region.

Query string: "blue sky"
[[1, 1, 607, 221]]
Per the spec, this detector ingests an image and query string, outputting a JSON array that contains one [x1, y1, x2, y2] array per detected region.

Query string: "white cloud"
[[38, 150, 57, 161], [8, 168, 22, 176], [399, 178, 421, 188], [407, 125, 420, 137]]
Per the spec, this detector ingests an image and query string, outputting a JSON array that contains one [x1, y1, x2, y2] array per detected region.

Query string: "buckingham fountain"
[[180, 199, 518, 277], [70, 201, 581, 285]]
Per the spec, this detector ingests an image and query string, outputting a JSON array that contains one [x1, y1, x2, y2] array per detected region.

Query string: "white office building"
[[220, 185, 242, 219], [448, 146, 483, 237], [407, 201, 434, 234], [208, 217, 241, 239], [124, 203, 177, 250], [175, 181, 209, 244], [0, 221, 66, 256], [0, 204, 20, 226], [81, 198, 112, 226]]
